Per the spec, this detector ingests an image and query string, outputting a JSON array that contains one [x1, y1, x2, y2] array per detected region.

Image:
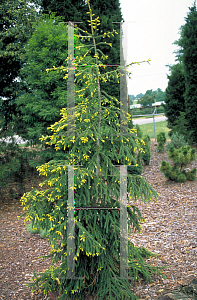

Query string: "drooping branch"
[[88, 0, 102, 176]]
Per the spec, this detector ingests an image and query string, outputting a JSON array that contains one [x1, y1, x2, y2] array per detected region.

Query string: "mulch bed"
[[0, 141, 196, 300]]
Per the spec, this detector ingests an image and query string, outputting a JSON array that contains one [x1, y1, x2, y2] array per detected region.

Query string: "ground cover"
[[0, 141, 196, 299]]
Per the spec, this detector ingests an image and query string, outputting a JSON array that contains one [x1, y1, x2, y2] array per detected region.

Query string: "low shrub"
[[166, 132, 188, 151], [157, 132, 166, 152], [128, 135, 151, 176], [160, 145, 196, 183], [0, 138, 32, 199], [135, 124, 143, 139], [26, 223, 40, 234], [26, 221, 52, 238], [141, 135, 151, 165], [156, 106, 165, 114]]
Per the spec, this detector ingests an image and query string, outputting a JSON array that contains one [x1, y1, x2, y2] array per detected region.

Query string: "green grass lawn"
[[136, 121, 170, 140]]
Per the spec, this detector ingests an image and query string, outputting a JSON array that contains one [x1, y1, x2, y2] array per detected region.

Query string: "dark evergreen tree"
[[174, 2, 197, 143], [37, 0, 87, 22], [164, 63, 186, 133], [0, 0, 37, 128], [12, 16, 89, 170], [14, 17, 77, 145]]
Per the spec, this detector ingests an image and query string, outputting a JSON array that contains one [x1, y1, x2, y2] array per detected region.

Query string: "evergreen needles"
[[160, 145, 197, 183], [19, 2, 162, 299], [157, 132, 166, 153]]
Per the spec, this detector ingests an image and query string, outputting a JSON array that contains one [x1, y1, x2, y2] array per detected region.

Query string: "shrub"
[[166, 132, 188, 151], [160, 145, 196, 182], [157, 132, 166, 152], [130, 135, 151, 172], [0, 129, 37, 200], [26, 223, 40, 234], [141, 135, 151, 165], [156, 106, 165, 113], [26, 222, 52, 238], [135, 124, 143, 138], [185, 168, 197, 181], [128, 134, 151, 174]]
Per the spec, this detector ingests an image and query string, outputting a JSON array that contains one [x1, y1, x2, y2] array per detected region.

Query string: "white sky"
[[120, 0, 195, 96]]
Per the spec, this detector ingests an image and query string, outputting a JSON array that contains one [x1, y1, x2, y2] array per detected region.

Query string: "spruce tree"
[[164, 63, 186, 134], [174, 2, 197, 143], [19, 2, 161, 299]]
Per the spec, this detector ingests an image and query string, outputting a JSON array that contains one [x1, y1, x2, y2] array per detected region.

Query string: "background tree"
[[14, 16, 90, 146], [172, 111, 188, 138], [134, 89, 165, 104], [138, 94, 155, 108], [165, 2, 197, 143], [164, 63, 186, 134], [136, 92, 144, 99], [137, 89, 156, 109], [14, 16, 69, 145], [175, 2, 197, 143], [0, 0, 37, 129], [128, 94, 136, 104], [144, 89, 157, 98], [155, 88, 165, 102], [0, 0, 38, 199], [0, 16, 89, 197]]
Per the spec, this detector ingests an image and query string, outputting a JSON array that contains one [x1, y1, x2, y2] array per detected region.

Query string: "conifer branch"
[[87, 0, 101, 176]]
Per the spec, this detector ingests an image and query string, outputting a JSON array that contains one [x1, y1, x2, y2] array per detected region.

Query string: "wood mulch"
[[0, 141, 196, 300]]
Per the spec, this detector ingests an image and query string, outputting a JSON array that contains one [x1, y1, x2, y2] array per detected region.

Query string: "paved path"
[[133, 115, 167, 125]]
